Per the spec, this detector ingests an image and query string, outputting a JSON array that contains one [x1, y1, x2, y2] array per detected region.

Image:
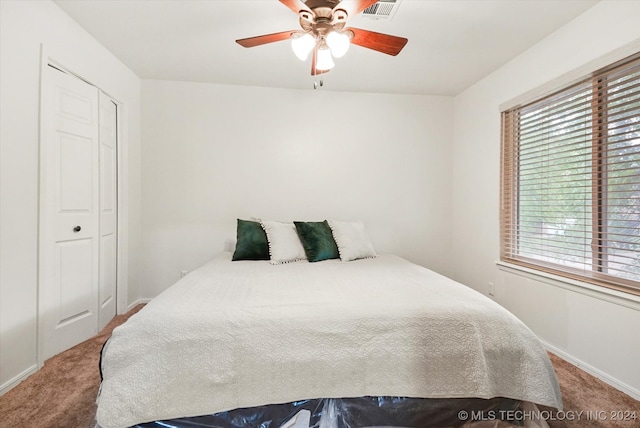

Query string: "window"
[[501, 53, 640, 296]]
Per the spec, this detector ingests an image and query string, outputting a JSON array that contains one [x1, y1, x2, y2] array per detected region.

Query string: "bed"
[[96, 252, 562, 428]]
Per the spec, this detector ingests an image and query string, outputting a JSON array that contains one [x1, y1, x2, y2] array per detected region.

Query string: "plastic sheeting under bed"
[[133, 396, 548, 428]]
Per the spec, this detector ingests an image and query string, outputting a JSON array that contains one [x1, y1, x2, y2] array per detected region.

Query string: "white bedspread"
[[97, 253, 562, 428]]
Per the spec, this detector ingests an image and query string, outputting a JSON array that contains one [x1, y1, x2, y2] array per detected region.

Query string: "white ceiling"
[[54, 0, 599, 95]]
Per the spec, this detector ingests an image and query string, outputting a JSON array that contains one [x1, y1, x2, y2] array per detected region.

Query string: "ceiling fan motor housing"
[[299, 0, 348, 37]]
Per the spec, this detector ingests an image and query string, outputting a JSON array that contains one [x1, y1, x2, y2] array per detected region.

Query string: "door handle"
[[73, 225, 81, 233]]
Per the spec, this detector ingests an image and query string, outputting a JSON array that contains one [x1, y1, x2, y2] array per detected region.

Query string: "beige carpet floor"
[[0, 304, 144, 428], [0, 304, 637, 428]]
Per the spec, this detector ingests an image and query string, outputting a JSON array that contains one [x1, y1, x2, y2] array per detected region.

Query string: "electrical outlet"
[[488, 282, 495, 297], [180, 270, 189, 278]]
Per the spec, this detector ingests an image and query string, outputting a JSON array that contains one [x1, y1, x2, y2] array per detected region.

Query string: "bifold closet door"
[[39, 66, 117, 361], [98, 92, 117, 331]]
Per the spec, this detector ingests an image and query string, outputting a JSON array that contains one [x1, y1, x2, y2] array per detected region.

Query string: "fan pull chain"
[[313, 79, 324, 90]]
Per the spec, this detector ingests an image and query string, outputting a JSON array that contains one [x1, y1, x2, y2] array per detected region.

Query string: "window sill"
[[495, 261, 640, 311]]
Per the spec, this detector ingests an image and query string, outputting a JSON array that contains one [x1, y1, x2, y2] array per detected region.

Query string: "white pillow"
[[260, 220, 307, 265], [327, 220, 377, 262]]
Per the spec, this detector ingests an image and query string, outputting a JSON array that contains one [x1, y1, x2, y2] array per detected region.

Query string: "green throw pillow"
[[232, 219, 270, 261], [294, 220, 339, 262]]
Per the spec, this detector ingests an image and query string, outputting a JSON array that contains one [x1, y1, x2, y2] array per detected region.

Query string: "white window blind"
[[501, 53, 640, 296]]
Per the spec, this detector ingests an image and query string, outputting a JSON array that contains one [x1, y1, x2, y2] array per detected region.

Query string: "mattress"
[[97, 253, 562, 428]]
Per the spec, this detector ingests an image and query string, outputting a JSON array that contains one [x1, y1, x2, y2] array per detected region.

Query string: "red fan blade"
[[311, 44, 317, 74], [335, 0, 378, 17], [280, 0, 312, 15], [346, 27, 408, 56], [310, 45, 330, 76], [236, 31, 297, 48]]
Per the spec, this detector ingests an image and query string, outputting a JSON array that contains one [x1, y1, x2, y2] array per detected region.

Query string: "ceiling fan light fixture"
[[291, 32, 315, 60], [237, 0, 408, 77], [326, 30, 350, 58], [316, 44, 335, 71]]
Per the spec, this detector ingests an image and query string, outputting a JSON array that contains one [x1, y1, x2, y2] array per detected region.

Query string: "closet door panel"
[[98, 91, 118, 330], [39, 66, 100, 361]]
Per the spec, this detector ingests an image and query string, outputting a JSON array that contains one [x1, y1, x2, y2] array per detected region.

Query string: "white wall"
[[141, 80, 454, 297], [0, 0, 141, 393], [452, 0, 640, 398]]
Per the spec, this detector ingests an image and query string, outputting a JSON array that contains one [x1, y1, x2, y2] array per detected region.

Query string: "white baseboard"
[[0, 364, 38, 396], [126, 298, 151, 312], [544, 341, 640, 401]]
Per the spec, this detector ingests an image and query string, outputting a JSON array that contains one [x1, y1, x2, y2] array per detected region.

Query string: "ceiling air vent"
[[361, 0, 402, 20]]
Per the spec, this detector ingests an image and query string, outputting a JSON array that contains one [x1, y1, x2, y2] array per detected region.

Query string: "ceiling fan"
[[236, 0, 408, 76]]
